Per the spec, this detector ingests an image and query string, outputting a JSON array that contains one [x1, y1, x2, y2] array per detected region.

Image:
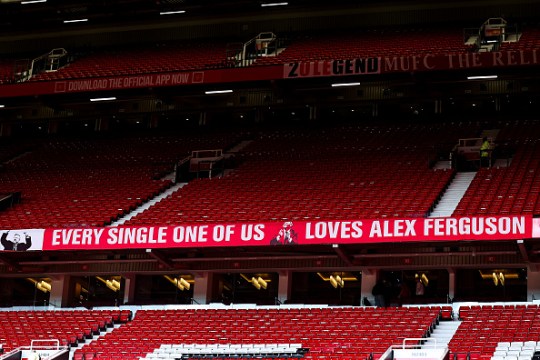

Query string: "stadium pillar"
[[96, 117, 109, 132], [448, 269, 455, 301], [277, 270, 292, 304], [122, 275, 136, 305], [0, 123, 11, 137], [309, 105, 319, 121], [193, 272, 213, 305], [47, 120, 59, 134], [199, 112, 207, 126], [360, 270, 377, 306], [372, 104, 378, 117], [49, 275, 70, 308], [527, 270, 540, 301]]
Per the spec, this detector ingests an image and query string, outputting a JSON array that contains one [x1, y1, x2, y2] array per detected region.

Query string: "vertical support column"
[[149, 114, 159, 129], [360, 269, 377, 306], [494, 96, 501, 112], [49, 275, 70, 308], [372, 103, 379, 117], [122, 274, 136, 306], [48, 120, 59, 134], [199, 112, 207, 126], [435, 99, 442, 114], [0, 123, 12, 137], [448, 268, 456, 301], [193, 272, 214, 305], [309, 105, 318, 121], [277, 270, 292, 304], [527, 269, 540, 301]]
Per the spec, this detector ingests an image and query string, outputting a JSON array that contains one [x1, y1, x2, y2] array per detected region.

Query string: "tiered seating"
[[500, 26, 540, 51], [0, 309, 124, 353], [127, 123, 465, 225], [76, 307, 441, 360], [450, 305, 540, 360], [453, 142, 540, 216], [0, 132, 240, 229], [256, 28, 470, 66], [0, 58, 15, 84], [30, 41, 228, 81]]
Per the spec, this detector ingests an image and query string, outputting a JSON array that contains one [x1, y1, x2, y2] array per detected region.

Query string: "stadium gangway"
[[380, 338, 448, 360], [0, 339, 68, 360]]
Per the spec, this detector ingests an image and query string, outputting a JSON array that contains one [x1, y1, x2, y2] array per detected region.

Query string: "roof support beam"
[[146, 249, 174, 270]]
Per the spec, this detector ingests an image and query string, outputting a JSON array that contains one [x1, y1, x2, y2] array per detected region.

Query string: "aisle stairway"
[[429, 172, 476, 218], [422, 320, 461, 349], [109, 182, 186, 226]]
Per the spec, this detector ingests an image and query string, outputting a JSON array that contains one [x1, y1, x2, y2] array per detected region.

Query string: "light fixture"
[[257, 277, 268, 289], [159, 10, 186, 15], [331, 82, 361, 87], [28, 278, 52, 293], [90, 97, 116, 102], [492, 272, 499, 286], [0, 105, 4, 108], [479, 269, 519, 282], [240, 274, 271, 290], [164, 275, 193, 291], [21, 0, 47, 3], [205, 90, 233, 95], [329, 275, 344, 288], [36, 280, 51, 293], [97, 276, 121, 292], [335, 275, 344, 288], [63, 18, 89, 23], [261, 2, 288, 7], [467, 75, 498, 80], [179, 277, 190, 290], [251, 277, 262, 289]]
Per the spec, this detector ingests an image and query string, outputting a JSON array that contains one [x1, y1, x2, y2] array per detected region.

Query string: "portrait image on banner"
[[0, 229, 44, 251]]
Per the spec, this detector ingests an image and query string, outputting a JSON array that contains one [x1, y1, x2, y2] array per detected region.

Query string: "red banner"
[[32, 216, 534, 251], [0, 49, 538, 98]]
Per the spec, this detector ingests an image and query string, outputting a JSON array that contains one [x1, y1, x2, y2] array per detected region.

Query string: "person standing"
[[480, 137, 492, 168]]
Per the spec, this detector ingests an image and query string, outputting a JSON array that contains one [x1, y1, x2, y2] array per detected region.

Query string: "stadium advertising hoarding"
[[1, 216, 538, 251], [283, 49, 539, 78], [0, 49, 537, 98]]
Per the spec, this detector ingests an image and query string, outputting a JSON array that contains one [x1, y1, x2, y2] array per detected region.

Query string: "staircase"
[[109, 182, 186, 226], [422, 320, 461, 349], [429, 172, 476, 218]]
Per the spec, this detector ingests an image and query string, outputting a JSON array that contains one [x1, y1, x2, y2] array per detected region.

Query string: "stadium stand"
[[1, 1, 540, 360], [0, 132, 242, 228], [0, 309, 124, 353], [75, 306, 441, 360], [450, 304, 540, 360], [30, 42, 229, 82], [255, 28, 471, 66], [125, 121, 476, 225], [453, 120, 540, 216]]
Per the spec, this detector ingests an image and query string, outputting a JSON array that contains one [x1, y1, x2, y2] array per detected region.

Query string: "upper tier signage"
[[0, 216, 537, 251], [0, 49, 537, 98]]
